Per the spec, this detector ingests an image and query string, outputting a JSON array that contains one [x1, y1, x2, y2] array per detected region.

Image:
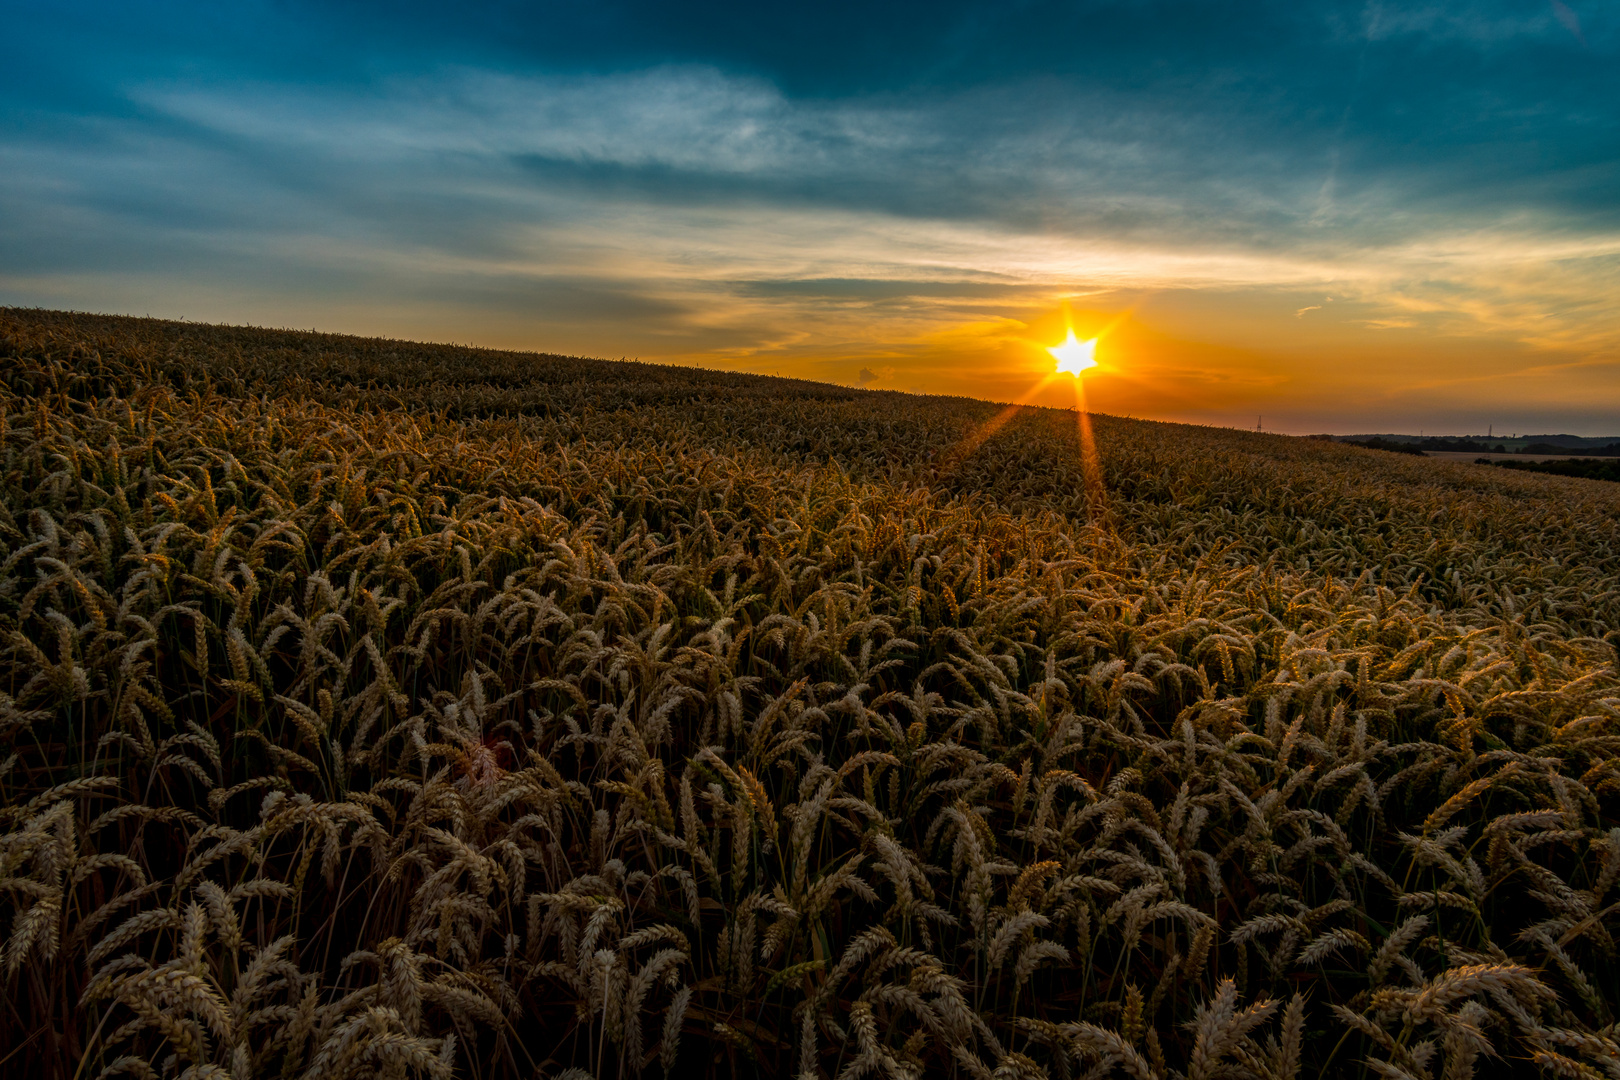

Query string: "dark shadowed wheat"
[[2, 308, 1619, 1079]]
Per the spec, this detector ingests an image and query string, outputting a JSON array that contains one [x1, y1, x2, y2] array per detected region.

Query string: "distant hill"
[[1492, 458, 1620, 482], [1518, 442, 1620, 457], [1335, 433, 1620, 453], [1512, 433, 1620, 448]]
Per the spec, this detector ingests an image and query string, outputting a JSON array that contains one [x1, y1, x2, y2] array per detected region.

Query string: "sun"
[[1048, 329, 1098, 376]]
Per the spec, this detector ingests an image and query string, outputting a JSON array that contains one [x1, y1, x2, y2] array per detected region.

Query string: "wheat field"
[[3, 307, 1619, 1080]]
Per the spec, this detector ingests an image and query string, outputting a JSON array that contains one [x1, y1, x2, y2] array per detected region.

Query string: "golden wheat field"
[[3, 307, 1619, 1080]]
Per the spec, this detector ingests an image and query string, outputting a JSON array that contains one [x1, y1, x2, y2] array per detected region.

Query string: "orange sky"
[[626, 274, 1619, 434]]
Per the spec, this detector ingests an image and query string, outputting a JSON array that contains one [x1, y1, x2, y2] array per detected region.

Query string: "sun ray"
[[941, 372, 1062, 467], [1071, 374, 1108, 517], [939, 310, 1122, 514], [1042, 307, 1116, 517]]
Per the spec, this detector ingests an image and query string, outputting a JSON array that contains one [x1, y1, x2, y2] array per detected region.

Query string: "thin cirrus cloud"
[[0, 0, 1616, 433]]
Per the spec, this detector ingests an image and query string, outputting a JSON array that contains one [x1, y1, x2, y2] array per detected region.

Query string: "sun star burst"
[[1048, 329, 1098, 376]]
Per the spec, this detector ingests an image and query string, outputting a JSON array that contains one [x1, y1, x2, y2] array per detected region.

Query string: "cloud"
[[6, 68, 1617, 331], [1552, 1, 1586, 44]]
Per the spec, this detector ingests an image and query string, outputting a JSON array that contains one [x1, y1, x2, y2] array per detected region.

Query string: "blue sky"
[[2, 0, 1616, 432]]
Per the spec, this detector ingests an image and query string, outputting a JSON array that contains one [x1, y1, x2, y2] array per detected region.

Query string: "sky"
[[2, 1, 1617, 435]]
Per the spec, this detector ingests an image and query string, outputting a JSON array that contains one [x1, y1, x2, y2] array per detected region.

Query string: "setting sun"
[[1048, 328, 1099, 376]]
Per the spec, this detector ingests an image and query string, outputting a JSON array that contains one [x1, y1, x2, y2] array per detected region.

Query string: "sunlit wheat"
[[2, 308, 1618, 1079]]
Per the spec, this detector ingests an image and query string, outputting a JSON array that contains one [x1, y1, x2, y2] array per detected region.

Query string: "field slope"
[[3, 308, 1619, 1079]]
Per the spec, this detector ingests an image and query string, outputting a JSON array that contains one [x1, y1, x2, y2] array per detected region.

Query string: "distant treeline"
[[1487, 458, 1620, 482], [1519, 442, 1620, 457], [1333, 437, 1510, 455], [1410, 438, 1508, 453], [1345, 438, 1428, 455], [1328, 434, 1620, 455]]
